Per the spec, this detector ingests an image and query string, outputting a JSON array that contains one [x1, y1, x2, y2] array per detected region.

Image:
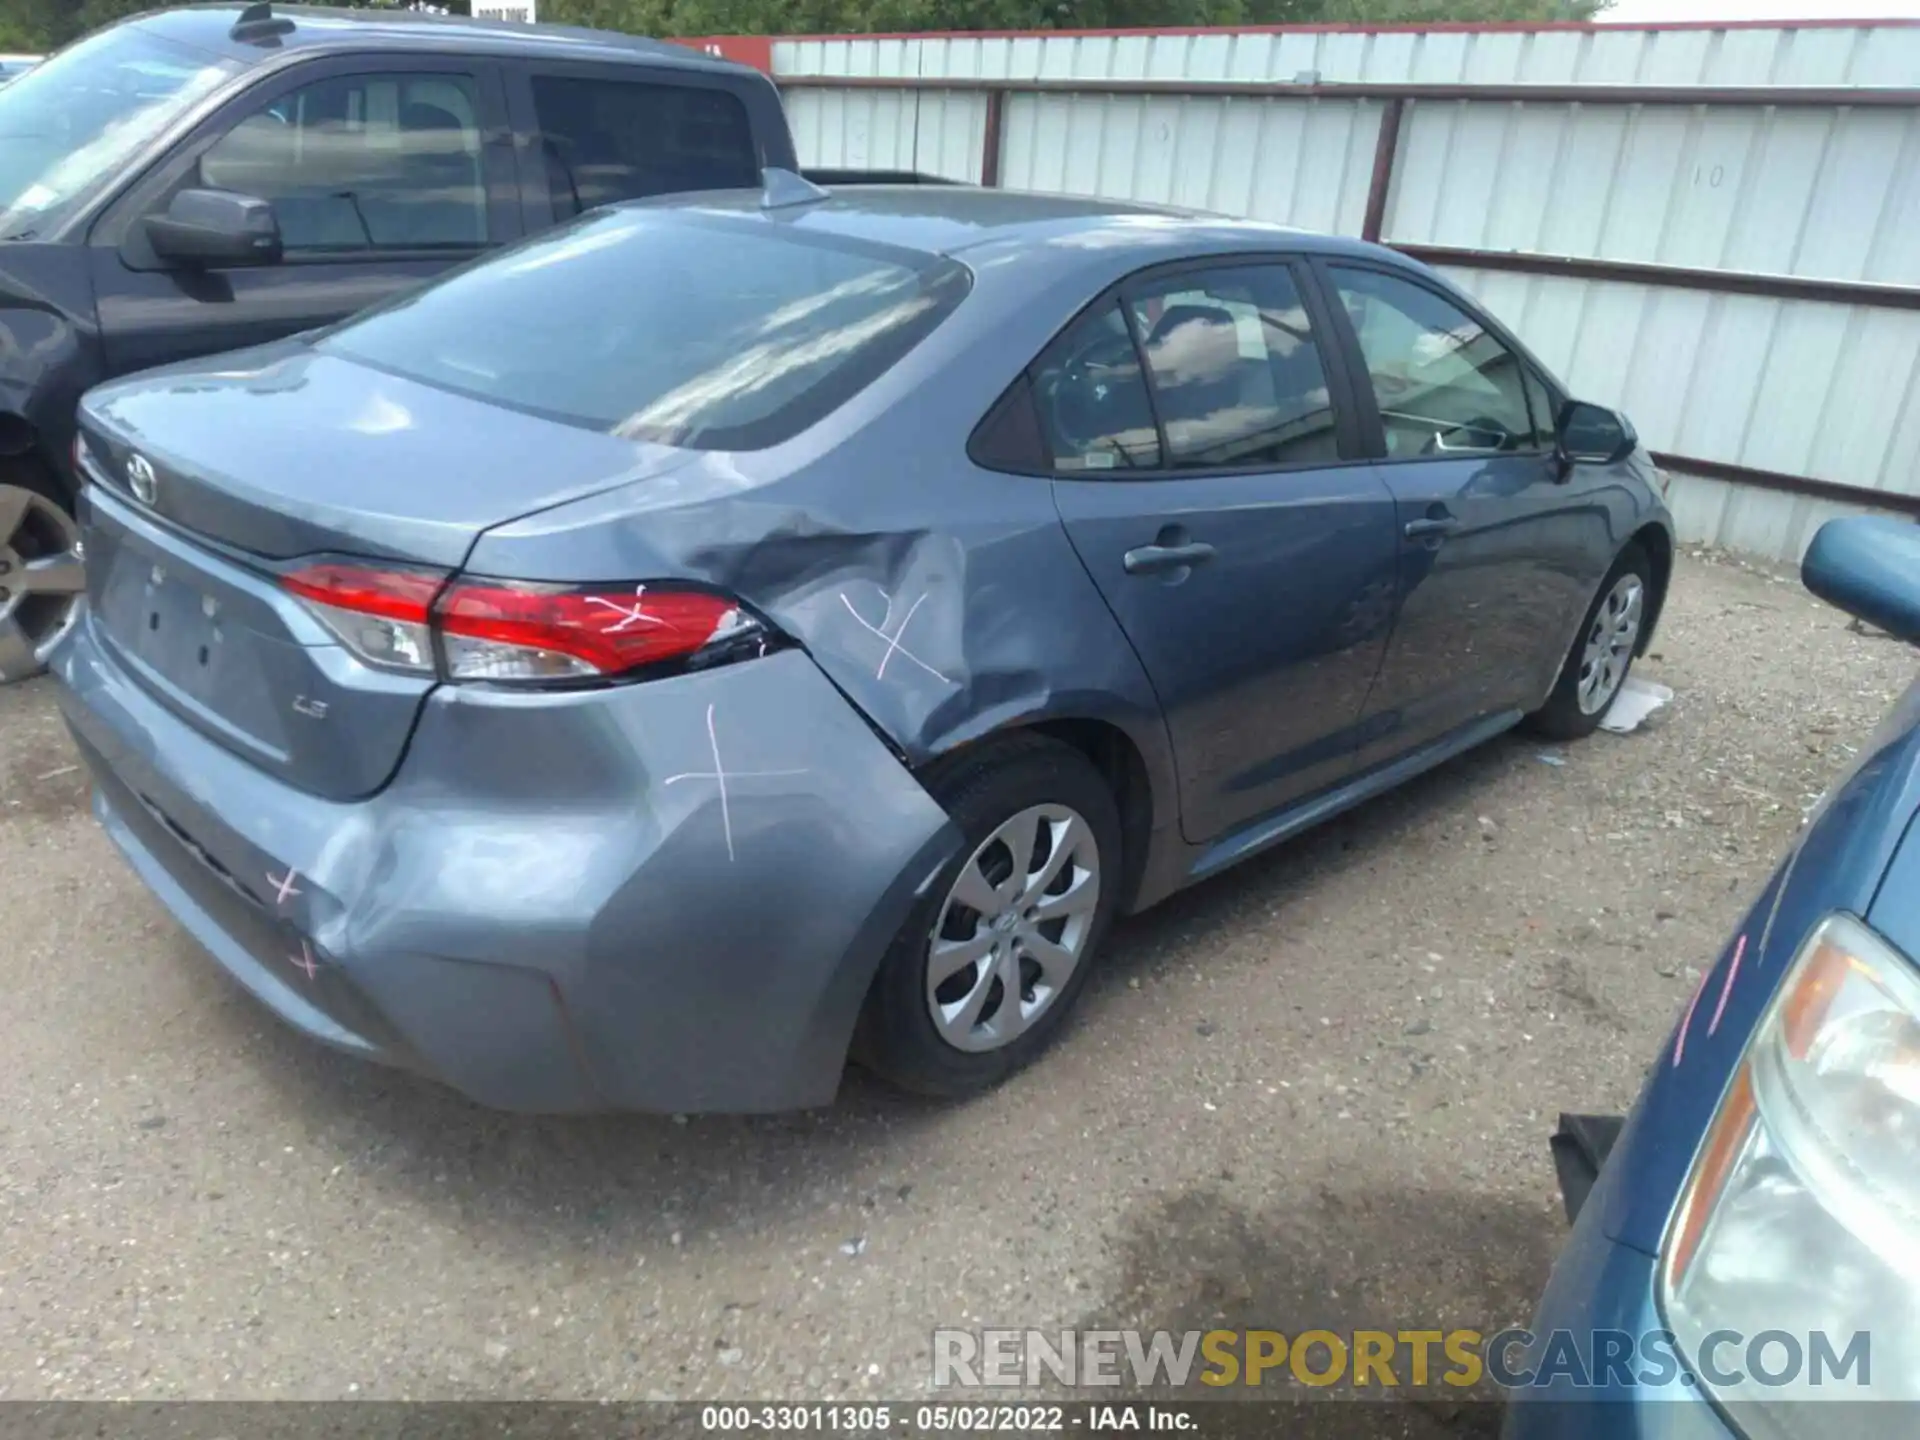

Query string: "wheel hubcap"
[[0, 483, 85, 682], [926, 802, 1101, 1054], [1577, 573, 1645, 715]]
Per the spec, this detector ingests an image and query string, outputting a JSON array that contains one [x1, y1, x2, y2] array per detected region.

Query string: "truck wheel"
[[0, 462, 84, 683]]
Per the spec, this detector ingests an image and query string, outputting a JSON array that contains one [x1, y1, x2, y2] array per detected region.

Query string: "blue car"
[[1507, 515, 1920, 1436], [52, 184, 1674, 1113]]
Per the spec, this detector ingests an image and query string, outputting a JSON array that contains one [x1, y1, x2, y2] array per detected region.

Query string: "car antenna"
[[230, 2, 297, 43], [760, 167, 831, 212]]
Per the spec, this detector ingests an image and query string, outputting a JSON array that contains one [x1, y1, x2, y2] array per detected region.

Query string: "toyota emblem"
[[127, 453, 158, 506]]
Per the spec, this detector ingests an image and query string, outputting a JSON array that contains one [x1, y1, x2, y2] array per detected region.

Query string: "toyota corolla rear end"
[[50, 202, 968, 1112]]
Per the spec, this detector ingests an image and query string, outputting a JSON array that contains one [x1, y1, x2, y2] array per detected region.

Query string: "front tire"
[[1526, 542, 1653, 742], [856, 735, 1123, 1098]]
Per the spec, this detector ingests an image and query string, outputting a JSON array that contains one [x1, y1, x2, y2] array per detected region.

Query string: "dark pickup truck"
[[0, 2, 929, 680]]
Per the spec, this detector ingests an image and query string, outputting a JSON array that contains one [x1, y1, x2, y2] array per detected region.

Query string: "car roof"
[[124, 3, 746, 76], [654, 184, 1389, 264]]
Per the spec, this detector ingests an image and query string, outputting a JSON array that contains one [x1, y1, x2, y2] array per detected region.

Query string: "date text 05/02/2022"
[[699, 1405, 1199, 1431]]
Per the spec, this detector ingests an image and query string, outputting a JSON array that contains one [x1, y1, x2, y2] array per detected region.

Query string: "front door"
[[1044, 259, 1399, 844], [91, 56, 518, 380], [1317, 262, 1610, 771]]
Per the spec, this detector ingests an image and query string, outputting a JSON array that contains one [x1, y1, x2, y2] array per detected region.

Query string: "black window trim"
[[99, 50, 519, 269], [970, 250, 1374, 483], [1309, 254, 1567, 466]]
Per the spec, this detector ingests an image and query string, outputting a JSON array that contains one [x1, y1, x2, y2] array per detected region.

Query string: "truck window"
[[529, 75, 758, 219], [197, 72, 488, 253]]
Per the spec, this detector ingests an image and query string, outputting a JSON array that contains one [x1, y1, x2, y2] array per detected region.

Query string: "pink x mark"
[[287, 941, 318, 983], [586, 584, 667, 634]]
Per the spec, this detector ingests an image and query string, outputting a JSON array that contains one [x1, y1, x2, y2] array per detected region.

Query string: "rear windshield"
[[319, 209, 971, 450]]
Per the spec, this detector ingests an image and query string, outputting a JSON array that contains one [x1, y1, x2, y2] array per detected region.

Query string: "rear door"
[[1043, 258, 1400, 845], [91, 54, 519, 379], [1316, 261, 1609, 771], [503, 61, 763, 227]]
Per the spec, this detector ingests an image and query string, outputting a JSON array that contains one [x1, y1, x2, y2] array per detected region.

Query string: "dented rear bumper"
[[53, 610, 958, 1113]]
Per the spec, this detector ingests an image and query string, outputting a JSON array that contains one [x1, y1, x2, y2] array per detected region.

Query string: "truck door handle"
[[1403, 516, 1463, 541], [1123, 540, 1217, 575]]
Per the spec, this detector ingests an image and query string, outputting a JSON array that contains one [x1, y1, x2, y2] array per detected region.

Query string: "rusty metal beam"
[[776, 75, 1920, 108], [1651, 454, 1920, 519], [1361, 97, 1403, 243], [980, 88, 1006, 188], [1395, 245, 1920, 311]]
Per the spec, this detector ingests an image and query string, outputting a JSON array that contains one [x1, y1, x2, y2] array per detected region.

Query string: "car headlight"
[[1662, 913, 1920, 1425]]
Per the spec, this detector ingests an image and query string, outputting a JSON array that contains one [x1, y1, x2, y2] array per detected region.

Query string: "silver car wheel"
[[0, 482, 85, 683], [926, 802, 1101, 1054], [1577, 573, 1645, 716]]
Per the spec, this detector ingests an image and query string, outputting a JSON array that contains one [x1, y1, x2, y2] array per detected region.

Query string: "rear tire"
[[1526, 542, 1654, 742], [856, 735, 1123, 1099], [0, 460, 83, 685]]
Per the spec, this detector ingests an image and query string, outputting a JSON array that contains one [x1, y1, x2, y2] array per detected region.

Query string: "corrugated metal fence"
[[743, 21, 1920, 562]]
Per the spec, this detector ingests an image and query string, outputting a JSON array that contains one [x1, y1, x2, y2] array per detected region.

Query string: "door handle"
[[1403, 516, 1463, 541], [1123, 540, 1217, 576]]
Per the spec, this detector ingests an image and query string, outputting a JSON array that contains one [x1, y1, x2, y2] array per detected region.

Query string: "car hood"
[[78, 339, 698, 569]]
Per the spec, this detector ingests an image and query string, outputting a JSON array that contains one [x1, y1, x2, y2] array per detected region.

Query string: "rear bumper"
[[53, 608, 957, 1113]]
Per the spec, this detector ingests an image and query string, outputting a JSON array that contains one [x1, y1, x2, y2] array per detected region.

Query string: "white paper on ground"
[[1600, 676, 1675, 735]]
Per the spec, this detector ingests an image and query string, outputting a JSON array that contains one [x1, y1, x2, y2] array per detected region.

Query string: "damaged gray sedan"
[[51, 181, 1674, 1112]]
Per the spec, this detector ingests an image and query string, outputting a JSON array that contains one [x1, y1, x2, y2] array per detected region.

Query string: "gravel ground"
[[0, 550, 1912, 1410]]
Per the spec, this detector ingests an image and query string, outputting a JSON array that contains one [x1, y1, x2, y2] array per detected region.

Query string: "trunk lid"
[[76, 343, 696, 800]]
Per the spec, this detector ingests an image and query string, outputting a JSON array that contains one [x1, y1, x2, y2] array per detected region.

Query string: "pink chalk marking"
[[660, 702, 807, 863], [288, 940, 318, 983], [1708, 934, 1749, 1037], [586, 584, 667, 634], [1673, 956, 1718, 1067], [839, 591, 952, 686], [267, 867, 301, 907]]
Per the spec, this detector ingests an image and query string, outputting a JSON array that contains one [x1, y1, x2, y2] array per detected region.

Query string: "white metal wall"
[[784, 88, 987, 179], [776, 23, 1920, 561], [1387, 100, 1920, 286], [774, 24, 1920, 87], [1000, 94, 1384, 234]]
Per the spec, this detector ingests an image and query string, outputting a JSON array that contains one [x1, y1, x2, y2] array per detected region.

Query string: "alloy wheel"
[[1577, 573, 1645, 716], [0, 483, 84, 683], [926, 803, 1101, 1054]]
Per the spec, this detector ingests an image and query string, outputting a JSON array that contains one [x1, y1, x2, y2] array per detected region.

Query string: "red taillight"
[[283, 562, 444, 674], [281, 562, 762, 684], [283, 563, 442, 624], [437, 583, 750, 681]]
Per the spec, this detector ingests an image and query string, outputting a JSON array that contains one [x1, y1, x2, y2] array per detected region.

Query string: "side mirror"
[[1556, 400, 1637, 468], [1803, 516, 1920, 644], [144, 188, 282, 268]]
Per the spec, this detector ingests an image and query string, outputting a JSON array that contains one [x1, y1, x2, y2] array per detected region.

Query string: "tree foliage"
[[0, 0, 1608, 58]]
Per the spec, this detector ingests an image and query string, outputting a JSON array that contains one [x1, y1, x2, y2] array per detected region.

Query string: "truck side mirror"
[[145, 188, 283, 269]]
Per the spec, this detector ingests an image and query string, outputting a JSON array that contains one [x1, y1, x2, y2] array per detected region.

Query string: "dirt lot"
[[1, 550, 1912, 1408]]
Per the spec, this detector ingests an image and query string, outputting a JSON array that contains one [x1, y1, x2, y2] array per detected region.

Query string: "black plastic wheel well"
[[1632, 522, 1674, 655], [0, 418, 71, 507], [0, 411, 37, 461], [1023, 717, 1155, 916]]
